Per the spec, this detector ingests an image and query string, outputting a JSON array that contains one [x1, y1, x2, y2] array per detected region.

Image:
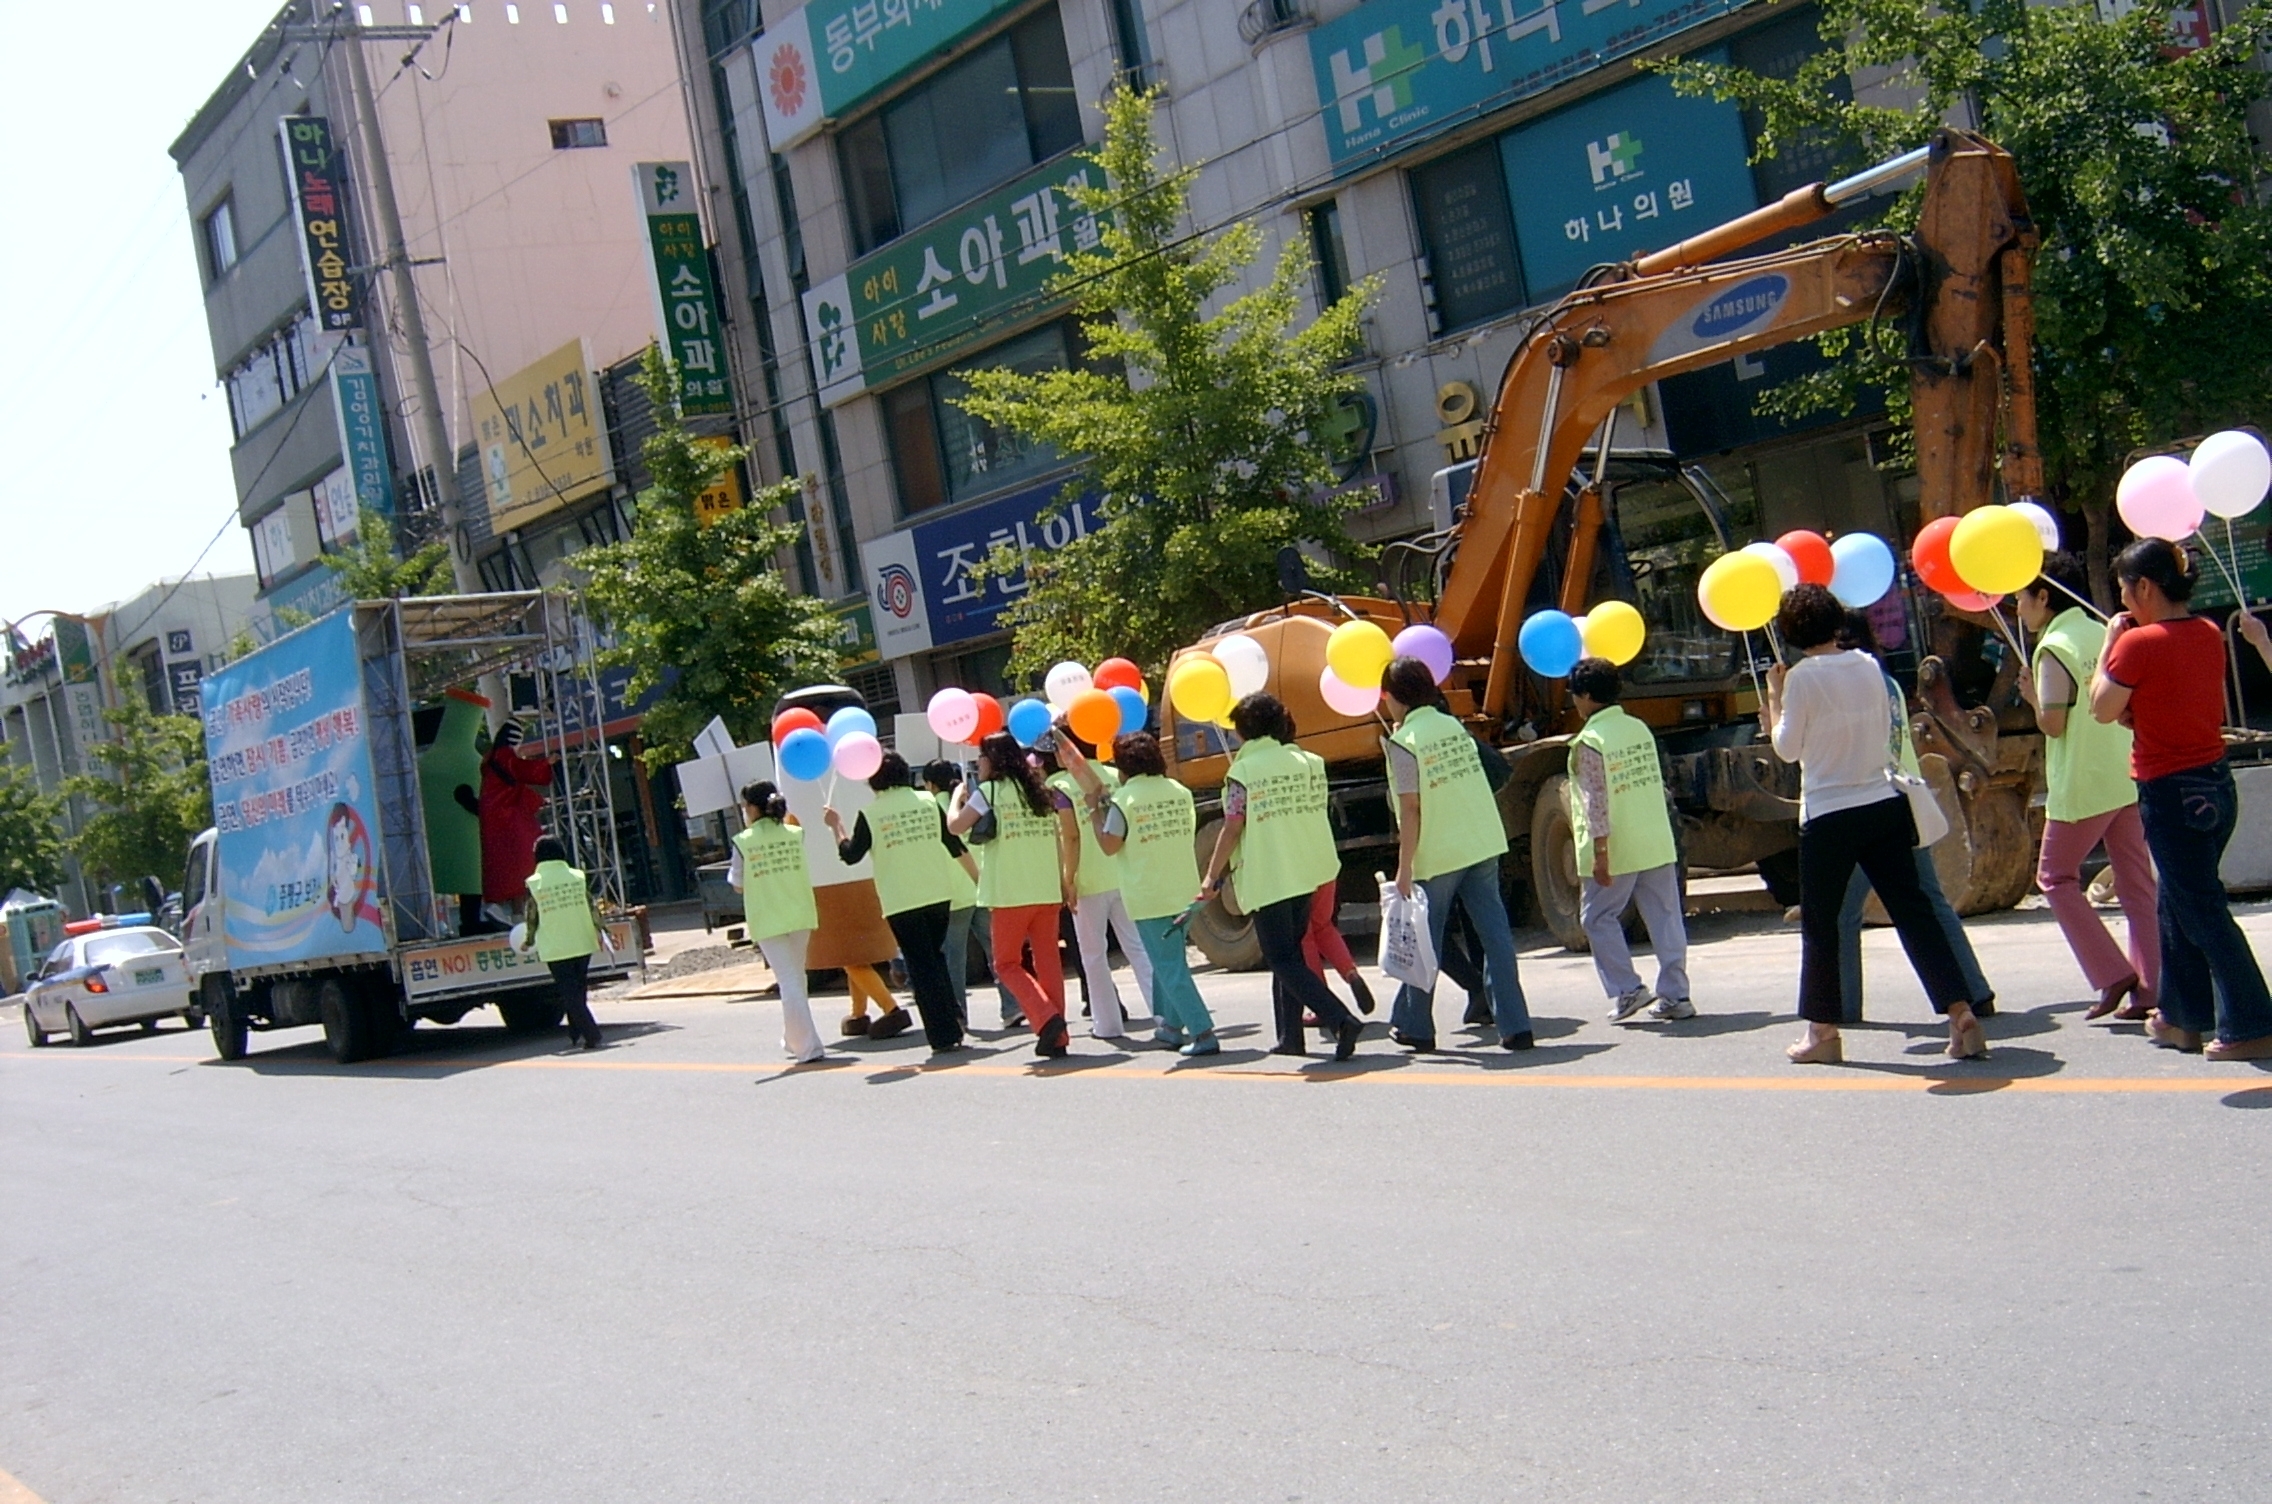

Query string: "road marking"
[[6, 1048, 2263, 1094], [0, 1466, 51, 1504]]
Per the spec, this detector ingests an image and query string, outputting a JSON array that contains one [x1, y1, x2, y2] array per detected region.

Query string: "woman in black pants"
[[1762, 584, 1984, 1064]]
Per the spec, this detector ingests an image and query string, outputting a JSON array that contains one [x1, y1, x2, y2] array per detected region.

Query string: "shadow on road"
[[1838, 1043, 2067, 1094], [2222, 1085, 2272, 1109], [216, 1020, 679, 1078]]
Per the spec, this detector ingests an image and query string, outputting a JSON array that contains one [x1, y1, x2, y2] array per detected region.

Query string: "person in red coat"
[[481, 722, 554, 914]]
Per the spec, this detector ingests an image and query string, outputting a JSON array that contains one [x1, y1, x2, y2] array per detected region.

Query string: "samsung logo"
[[1691, 275, 1791, 340]]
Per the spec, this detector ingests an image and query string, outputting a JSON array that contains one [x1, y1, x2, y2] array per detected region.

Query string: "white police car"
[[22, 927, 201, 1047]]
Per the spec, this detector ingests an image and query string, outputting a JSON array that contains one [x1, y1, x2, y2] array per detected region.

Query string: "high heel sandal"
[[1786, 1032, 1842, 1065], [2086, 976, 2139, 1022], [1947, 1014, 1990, 1060]]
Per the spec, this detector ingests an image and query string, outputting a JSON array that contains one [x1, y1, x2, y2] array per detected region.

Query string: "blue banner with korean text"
[[859, 476, 1099, 659]]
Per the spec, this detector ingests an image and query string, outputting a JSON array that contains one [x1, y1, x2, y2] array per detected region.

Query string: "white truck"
[[182, 593, 640, 1063]]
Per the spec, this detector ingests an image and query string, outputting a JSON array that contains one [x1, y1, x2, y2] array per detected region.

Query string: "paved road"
[[5, 902, 2267, 1502]]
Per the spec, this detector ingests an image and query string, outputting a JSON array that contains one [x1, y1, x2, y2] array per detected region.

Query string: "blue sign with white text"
[[860, 475, 1100, 659]]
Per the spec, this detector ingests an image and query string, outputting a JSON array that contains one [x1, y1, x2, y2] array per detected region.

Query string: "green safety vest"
[[2032, 607, 2138, 822], [1226, 737, 1338, 910], [523, 860, 598, 962], [1112, 774, 1199, 922], [922, 791, 977, 909], [862, 785, 955, 917], [1389, 705, 1509, 881], [732, 818, 816, 940], [1568, 705, 1678, 877], [1047, 767, 1123, 898], [978, 777, 1062, 909]]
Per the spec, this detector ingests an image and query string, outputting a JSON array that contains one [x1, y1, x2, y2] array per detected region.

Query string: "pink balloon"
[[1318, 665, 1380, 718], [1941, 588, 2003, 613], [2116, 455, 2204, 543], [1391, 624, 1456, 684], [831, 731, 883, 780], [926, 687, 979, 744]]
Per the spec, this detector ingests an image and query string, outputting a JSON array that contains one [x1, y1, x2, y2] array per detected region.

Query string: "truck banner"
[[201, 612, 389, 967], [401, 919, 641, 1004]]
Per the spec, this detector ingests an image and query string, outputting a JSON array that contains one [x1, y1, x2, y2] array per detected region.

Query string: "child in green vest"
[[1567, 658, 1693, 1023]]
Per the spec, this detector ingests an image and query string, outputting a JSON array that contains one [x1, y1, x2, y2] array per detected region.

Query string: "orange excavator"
[[1162, 129, 2046, 966]]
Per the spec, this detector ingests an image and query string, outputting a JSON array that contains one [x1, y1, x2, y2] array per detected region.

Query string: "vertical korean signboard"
[[330, 336, 397, 519], [279, 116, 362, 332], [633, 162, 734, 417], [202, 611, 388, 966], [53, 616, 105, 773]]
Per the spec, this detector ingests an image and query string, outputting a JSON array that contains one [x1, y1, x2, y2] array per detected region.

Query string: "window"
[[550, 118, 608, 149], [223, 311, 324, 439], [1108, 0, 1152, 80], [250, 506, 297, 588], [1308, 199, 1352, 310], [203, 198, 239, 281], [1410, 142, 1524, 333], [128, 643, 167, 714], [1728, 7, 1851, 203], [836, 6, 1084, 254], [883, 322, 1075, 516], [86, 931, 179, 967]]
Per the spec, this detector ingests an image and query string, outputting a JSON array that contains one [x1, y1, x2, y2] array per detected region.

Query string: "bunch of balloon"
[[2120, 433, 2272, 605], [1319, 620, 1393, 718], [1696, 545, 1793, 704], [1167, 653, 1233, 727], [1944, 504, 2048, 656]]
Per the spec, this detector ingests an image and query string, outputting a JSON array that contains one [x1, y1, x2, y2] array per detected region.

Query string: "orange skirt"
[[807, 879, 897, 969]]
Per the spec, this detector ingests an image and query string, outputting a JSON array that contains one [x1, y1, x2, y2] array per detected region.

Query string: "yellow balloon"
[[1697, 551, 1782, 632], [1167, 654, 1232, 723], [1325, 620, 1395, 689], [1949, 504, 2045, 596], [1582, 599, 1647, 666]]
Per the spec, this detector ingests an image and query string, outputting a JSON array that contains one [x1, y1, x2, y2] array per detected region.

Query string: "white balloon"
[[1741, 541, 1800, 594], [1214, 633, 1271, 699], [1043, 660, 1092, 710], [2011, 500, 2061, 552], [2191, 430, 2272, 521]]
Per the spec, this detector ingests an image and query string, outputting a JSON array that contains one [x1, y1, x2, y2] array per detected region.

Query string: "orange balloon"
[[1067, 688, 1121, 747], [969, 693, 1005, 742]]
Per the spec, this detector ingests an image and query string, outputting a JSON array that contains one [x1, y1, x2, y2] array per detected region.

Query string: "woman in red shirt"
[[2090, 538, 2272, 1060]]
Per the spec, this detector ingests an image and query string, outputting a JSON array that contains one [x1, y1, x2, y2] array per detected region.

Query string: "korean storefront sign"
[[800, 155, 1104, 407], [754, 0, 1027, 152], [329, 335, 397, 520], [633, 162, 734, 417], [857, 475, 1097, 659], [279, 116, 362, 332], [692, 436, 744, 527], [1309, 0, 1746, 175], [1499, 61, 1757, 298], [470, 338, 614, 533]]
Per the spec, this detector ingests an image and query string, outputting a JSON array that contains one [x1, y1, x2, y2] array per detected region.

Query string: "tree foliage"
[[0, 759, 65, 896], [321, 505, 455, 601], [576, 346, 843, 766], [1656, 0, 2272, 588], [60, 666, 210, 896], [955, 85, 1381, 677]]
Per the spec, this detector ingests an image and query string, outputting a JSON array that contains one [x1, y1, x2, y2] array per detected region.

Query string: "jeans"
[[1798, 794, 1969, 1023], [1072, 889, 1155, 1037], [941, 905, 974, 1025], [1836, 847, 1990, 1024], [547, 954, 601, 1047], [967, 907, 1018, 1025], [2038, 804, 2160, 1003], [1581, 861, 1689, 1003], [1390, 856, 1530, 1043], [1254, 893, 1354, 1051], [754, 928, 824, 1062], [1135, 916, 1214, 1040], [884, 901, 962, 1051], [2135, 760, 2272, 1044]]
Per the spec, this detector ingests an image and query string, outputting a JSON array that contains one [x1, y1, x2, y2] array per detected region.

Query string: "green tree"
[[320, 505, 454, 600], [60, 666, 210, 895], [955, 85, 1381, 677], [0, 759, 66, 895], [1655, 0, 2272, 597], [576, 345, 843, 766]]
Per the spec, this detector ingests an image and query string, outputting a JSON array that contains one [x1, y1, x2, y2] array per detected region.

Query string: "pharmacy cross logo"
[[1328, 25, 1425, 134], [767, 41, 810, 120], [876, 562, 918, 620], [1586, 131, 1645, 188]]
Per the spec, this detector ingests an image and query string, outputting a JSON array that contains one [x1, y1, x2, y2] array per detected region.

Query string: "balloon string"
[[1762, 621, 1786, 662], [2194, 528, 2247, 605], [1988, 602, 2026, 663], [2224, 518, 2255, 607], [2042, 576, 2108, 621], [1743, 631, 1767, 712]]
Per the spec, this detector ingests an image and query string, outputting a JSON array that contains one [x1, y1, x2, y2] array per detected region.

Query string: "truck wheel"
[[1529, 776, 1590, 953], [66, 1004, 93, 1047], [207, 979, 248, 1061], [497, 994, 566, 1034], [317, 978, 370, 1063]]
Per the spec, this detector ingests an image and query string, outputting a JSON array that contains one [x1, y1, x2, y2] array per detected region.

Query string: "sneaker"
[[1608, 986, 1651, 1023], [1179, 1033, 1220, 1057], [1346, 973, 1377, 1016], [1151, 1026, 1186, 1048], [1647, 996, 1697, 1021]]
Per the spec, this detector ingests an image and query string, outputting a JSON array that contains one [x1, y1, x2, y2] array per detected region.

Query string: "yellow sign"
[[692, 436, 744, 527], [473, 339, 613, 532], [1436, 381, 1485, 462]]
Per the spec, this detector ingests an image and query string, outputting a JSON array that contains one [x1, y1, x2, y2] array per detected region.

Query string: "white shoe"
[[1647, 996, 1696, 1021], [1608, 986, 1651, 1023]]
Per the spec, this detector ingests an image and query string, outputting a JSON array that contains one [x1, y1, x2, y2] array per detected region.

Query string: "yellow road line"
[[0, 1465, 51, 1504]]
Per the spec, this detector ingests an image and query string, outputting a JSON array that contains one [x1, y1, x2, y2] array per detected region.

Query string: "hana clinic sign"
[[470, 338, 613, 533], [754, 0, 1027, 152], [857, 477, 1098, 659], [633, 162, 734, 417], [801, 155, 1105, 407], [1309, 0, 1746, 176], [279, 116, 362, 332]]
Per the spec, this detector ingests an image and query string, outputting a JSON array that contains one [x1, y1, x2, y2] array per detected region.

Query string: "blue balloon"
[[825, 706, 877, 746], [1518, 610, 1583, 679], [1829, 532, 1897, 608], [1110, 685, 1148, 735], [778, 727, 831, 781], [1006, 697, 1053, 748]]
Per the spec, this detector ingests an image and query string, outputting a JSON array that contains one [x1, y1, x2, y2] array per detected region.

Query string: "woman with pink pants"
[[2017, 555, 2160, 1019]]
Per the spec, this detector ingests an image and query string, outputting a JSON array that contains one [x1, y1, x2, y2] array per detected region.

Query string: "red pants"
[[1301, 879, 1355, 980], [989, 903, 1066, 1031]]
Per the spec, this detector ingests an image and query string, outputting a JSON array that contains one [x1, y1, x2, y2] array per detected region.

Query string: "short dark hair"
[[1567, 657, 1620, 704], [1835, 609, 1879, 657], [1382, 655, 1446, 712], [1112, 731, 1167, 778], [921, 759, 960, 792], [1230, 692, 1290, 744], [1777, 583, 1846, 650], [2115, 537, 2194, 603], [2027, 550, 2090, 609], [866, 749, 910, 793], [532, 834, 569, 865], [740, 780, 788, 820]]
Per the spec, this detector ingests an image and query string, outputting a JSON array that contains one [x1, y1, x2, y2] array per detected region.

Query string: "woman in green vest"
[[519, 835, 606, 1050], [729, 780, 825, 1064], [1566, 657, 1692, 1023], [823, 751, 965, 1054], [1380, 658, 1532, 1051], [2018, 552, 2160, 1019], [947, 731, 1070, 1057], [1200, 693, 1363, 1060], [1048, 733, 1155, 1041], [921, 759, 998, 1030], [1059, 733, 1218, 1055]]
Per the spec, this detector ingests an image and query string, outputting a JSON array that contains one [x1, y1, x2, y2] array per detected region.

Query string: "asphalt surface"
[[4, 901, 2268, 1502]]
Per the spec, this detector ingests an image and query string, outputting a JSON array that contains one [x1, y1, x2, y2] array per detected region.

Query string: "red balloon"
[[1911, 515, 1964, 595], [969, 693, 1006, 742], [1777, 530, 1835, 587], [1093, 657, 1143, 693], [770, 707, 823, 746]]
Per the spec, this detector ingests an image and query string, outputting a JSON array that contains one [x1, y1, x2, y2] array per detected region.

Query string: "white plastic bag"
[[1377, 878, 1438, 992]]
